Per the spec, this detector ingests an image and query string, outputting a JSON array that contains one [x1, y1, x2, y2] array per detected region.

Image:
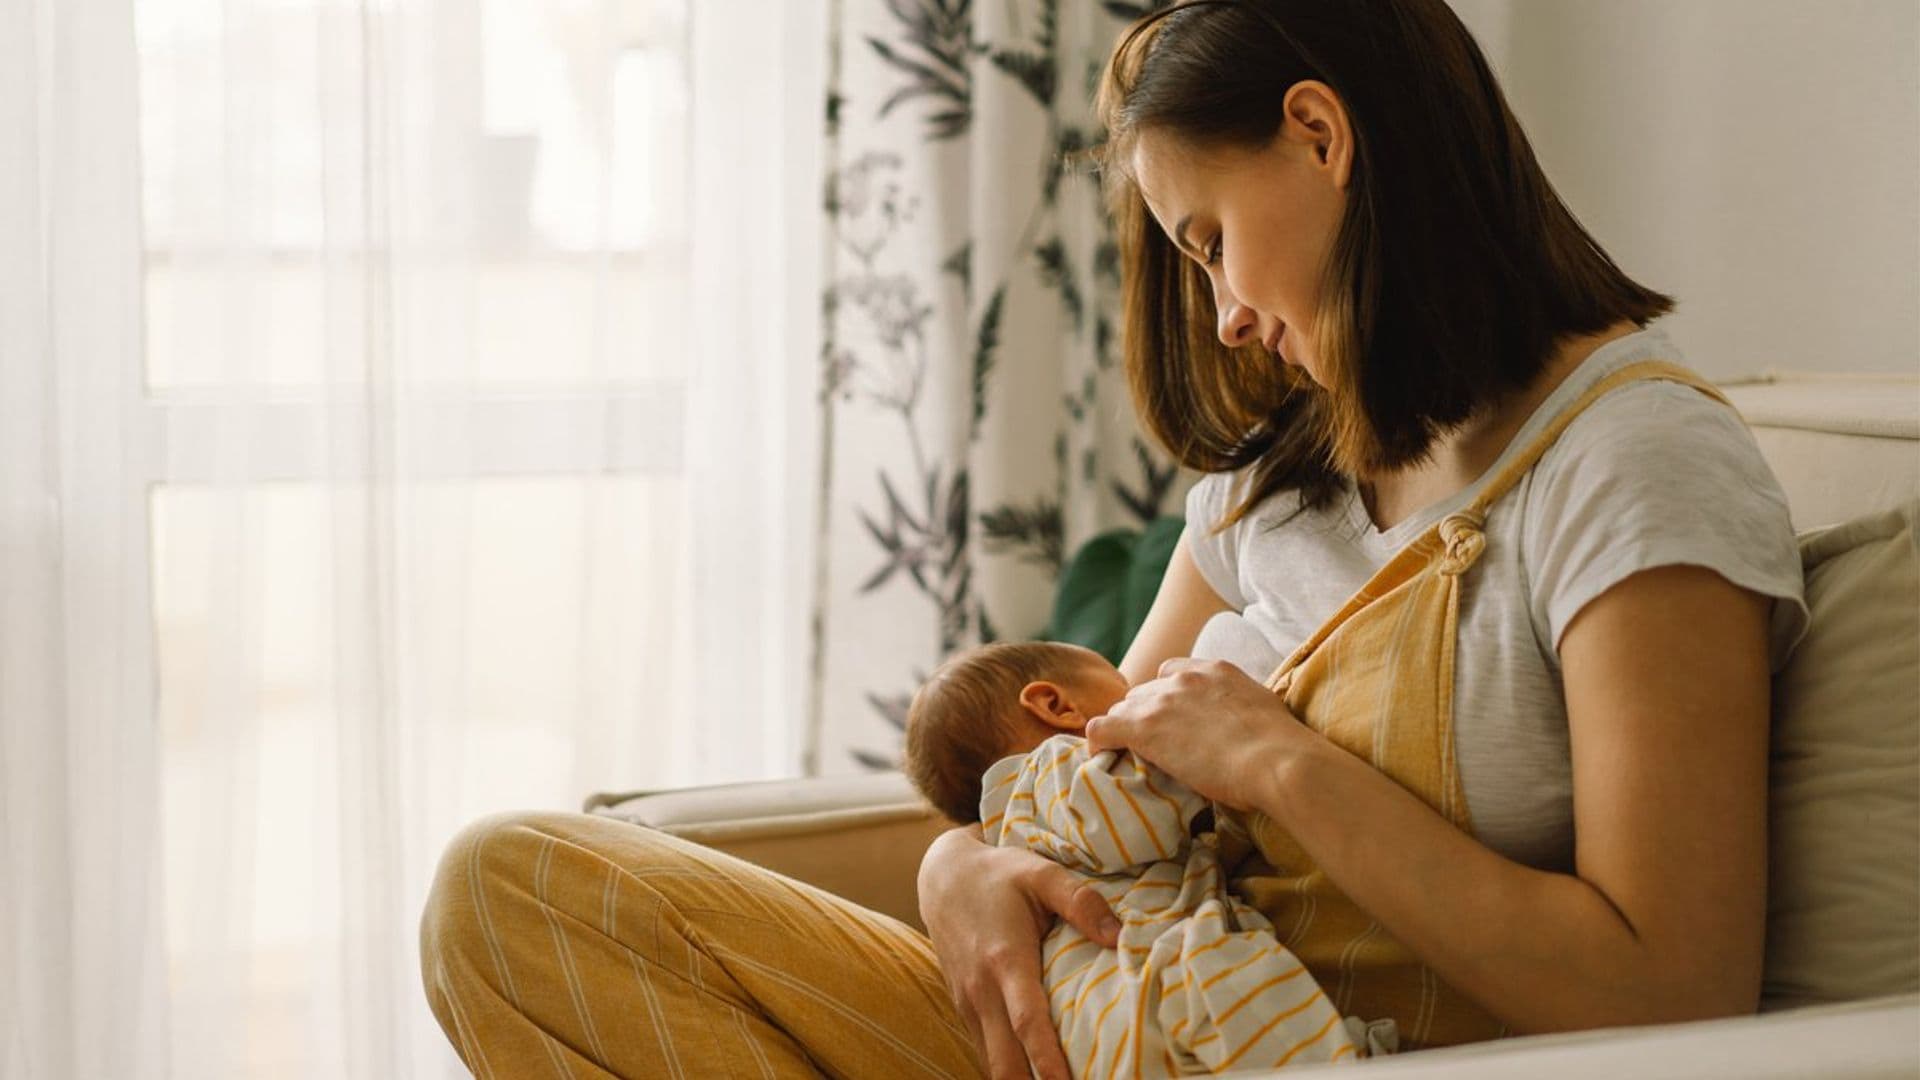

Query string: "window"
[[132, 1, 823, 1073]]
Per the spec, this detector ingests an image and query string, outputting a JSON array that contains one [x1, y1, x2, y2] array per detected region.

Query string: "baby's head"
[[904, 641, 1130, 824]]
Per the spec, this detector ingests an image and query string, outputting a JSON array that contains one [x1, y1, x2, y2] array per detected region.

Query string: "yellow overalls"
[[1228, 360, 1731, 1049]]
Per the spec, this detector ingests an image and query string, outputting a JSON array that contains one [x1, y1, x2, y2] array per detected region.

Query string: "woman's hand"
[[1084, 657, 1309, 812], [918, 826, 1122, 1080]]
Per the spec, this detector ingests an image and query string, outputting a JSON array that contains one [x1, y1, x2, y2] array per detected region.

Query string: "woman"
[[419, 2, 1806, 1077]]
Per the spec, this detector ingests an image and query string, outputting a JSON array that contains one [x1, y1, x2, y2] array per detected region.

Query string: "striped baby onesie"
[[980, 734, 1368, 1076]]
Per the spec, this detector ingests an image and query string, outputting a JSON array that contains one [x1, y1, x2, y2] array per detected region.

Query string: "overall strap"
[[1263, 359, 1734, 690], [1462, 359, 1733, 518]]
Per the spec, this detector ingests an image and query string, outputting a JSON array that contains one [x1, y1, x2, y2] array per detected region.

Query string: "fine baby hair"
[[903, 640, 1106, 825]]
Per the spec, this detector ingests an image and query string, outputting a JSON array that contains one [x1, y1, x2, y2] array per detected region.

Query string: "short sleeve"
[[1521, 381, 1809, 671], [1183, 471, 1247, 608]]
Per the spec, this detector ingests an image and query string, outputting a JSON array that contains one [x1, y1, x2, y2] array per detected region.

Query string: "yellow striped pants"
[[419, 811, 986, 1079]]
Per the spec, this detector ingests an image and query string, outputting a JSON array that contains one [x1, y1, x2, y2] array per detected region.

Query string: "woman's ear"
[[1017, 680, 1090, 732], [1282, 79, 1353, 190]]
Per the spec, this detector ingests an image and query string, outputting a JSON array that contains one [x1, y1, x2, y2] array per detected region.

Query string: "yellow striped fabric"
[[1229, 360, 1732, 1049], [420, 810, 985, 1078], [982, 735, 1360, 1075]]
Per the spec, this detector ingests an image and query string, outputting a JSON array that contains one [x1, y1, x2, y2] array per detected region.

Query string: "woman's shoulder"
[[1533, 372, 1775, 504], [1517, 371, 1808, 665], [1184, 466, 1318, 534], [1183, 467, 1345, 608]]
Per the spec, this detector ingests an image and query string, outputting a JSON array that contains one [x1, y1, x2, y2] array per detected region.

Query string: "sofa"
[[586, 370, 1920, 1078]]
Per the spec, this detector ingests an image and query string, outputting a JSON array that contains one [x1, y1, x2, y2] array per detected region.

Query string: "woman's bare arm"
[[1252, 564, 1771, 1032], [1119, 529, 1234, 686]]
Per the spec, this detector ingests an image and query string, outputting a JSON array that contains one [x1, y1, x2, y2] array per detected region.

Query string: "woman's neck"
[[1466, 325, 1631, 457], [1358, 320, 1640, 526]]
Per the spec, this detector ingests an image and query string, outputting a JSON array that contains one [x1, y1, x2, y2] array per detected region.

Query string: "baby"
[[905, 641, 1391, 1076]]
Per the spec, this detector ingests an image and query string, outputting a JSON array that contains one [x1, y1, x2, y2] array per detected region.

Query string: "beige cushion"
[[1722, 373, 1919, 530], [1762, 500, 1920, 1009], [585, 772, 945, 930]]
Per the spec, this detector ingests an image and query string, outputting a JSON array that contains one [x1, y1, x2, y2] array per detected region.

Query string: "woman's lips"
[[1269, 325, 1290, 364]]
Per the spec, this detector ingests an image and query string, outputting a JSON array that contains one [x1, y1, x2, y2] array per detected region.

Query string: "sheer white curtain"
[[2, 0, 824, 1076], [1, 1, 166, 1077]]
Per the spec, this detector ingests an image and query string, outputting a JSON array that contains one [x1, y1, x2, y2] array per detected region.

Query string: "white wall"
[[1450, 0, 1919, 380]]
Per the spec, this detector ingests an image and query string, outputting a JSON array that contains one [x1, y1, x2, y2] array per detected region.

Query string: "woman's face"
[[1128, 81, 1353, 387]]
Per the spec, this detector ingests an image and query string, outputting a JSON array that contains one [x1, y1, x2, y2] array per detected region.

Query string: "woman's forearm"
[[1256, 733, 1727, 1034]]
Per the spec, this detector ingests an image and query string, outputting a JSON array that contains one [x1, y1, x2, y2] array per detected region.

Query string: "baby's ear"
[[1017, 680, 1086, 731]]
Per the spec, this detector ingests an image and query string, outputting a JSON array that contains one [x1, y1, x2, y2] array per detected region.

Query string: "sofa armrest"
[[584, 771, 951, 932]]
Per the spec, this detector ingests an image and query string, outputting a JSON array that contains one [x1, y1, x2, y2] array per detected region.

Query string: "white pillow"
[[1762, 500, 1920, 1009]]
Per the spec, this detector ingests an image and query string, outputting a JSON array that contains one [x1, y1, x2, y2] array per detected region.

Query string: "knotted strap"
[[1434, 510, 1487, 576]]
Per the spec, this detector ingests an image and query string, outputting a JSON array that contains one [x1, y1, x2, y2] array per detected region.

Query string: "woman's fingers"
[[1083, 705, 1136, 754], [969, 990, 1032, 1080], [1157, 656, 1194, 678], [919, 841, 1111, 1080], [1030, 861, 1122, 948], [1087, 682, 1161, 753], [951, 998, 990, 1074], [1084, 718, 1121, 754], [1085, 707, 1145, 756], [998, 963, 1073, 1080]]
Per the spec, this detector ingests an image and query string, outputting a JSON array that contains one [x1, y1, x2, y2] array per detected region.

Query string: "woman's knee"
[[419, 810, 693, 971], [422, 812, 530, 972], [420, 813, 726, 1073]]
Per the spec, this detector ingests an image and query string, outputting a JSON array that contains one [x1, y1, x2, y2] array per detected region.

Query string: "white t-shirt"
[[1184, 326, 1808, 872]]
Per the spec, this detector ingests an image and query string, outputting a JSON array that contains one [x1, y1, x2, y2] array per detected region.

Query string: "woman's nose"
[[1214, 281, 1258, 349]]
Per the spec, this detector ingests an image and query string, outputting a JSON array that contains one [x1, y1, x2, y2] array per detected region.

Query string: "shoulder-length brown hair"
[[1095, 0, 1674, 530]]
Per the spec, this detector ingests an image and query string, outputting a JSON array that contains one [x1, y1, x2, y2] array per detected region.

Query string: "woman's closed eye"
[[1202, 237, 1222, 267]]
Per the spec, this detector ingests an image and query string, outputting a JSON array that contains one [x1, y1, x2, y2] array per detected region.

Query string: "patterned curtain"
[[810, 0, 1185, 774]]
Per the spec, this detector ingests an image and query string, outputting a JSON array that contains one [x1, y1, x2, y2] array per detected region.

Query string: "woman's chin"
[[1278, 349, 1325, 390]]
